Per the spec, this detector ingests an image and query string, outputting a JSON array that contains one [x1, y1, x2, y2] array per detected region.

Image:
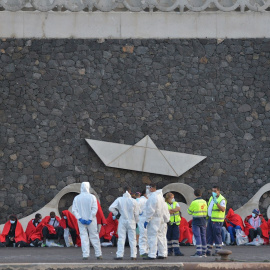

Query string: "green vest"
[[167, 202, 181, 225], [208, 194, 226, 222], [187, 198, 207, 217]]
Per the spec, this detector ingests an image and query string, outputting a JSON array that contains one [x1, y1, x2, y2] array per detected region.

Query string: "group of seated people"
[[0, 205, 269, 248]]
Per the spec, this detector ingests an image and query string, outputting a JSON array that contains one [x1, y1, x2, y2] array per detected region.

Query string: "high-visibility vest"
[[167, 202, 181, 225], [187, 198, 207, 217], [208, 194, 226, 222]]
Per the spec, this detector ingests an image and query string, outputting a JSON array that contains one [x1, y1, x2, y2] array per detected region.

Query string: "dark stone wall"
[[0, 38, 270, 223]]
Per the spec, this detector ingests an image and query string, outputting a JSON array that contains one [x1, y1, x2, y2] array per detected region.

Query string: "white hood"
[[123, 191, 131, 198], [81, 182, 90, 193]]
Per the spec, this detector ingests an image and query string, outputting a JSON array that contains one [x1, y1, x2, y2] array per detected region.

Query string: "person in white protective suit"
[[72, 182, 102, 260], [109, 187, 139, 260], [143, 184, 168, 260], [156, 189, 170, 259], [137, 189, 148, 257]]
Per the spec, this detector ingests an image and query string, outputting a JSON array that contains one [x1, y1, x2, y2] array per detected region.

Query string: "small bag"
[[235, 229, 248, 245], [246, 235, 264, 246], [64, 228, 74, 247]]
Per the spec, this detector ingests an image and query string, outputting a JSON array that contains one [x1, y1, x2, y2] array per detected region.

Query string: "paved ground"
[[0, 245, 269, 263]]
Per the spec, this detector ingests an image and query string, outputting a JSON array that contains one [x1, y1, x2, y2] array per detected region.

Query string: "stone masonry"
[[0, 39, 270, 223]]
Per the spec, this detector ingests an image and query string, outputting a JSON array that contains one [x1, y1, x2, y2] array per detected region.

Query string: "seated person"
[[25, 213, 43, 247], [42, 211, 63, 247], [225, 208, 245, 245], [179, 212, 193, 245], [0, 215, 29, 247], [96, 199, 107, 233], [59, 210, 81, 247], [244, 209, 269, 244], [99, 212, 118, 246]]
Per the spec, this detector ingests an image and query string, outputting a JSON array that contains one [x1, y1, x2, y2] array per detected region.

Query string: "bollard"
[[216, 249, 232, 261]]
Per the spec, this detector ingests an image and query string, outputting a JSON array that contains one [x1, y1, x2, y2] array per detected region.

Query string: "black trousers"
[[249, 227, 262, 241], [42, 226, 64, 240], [69, 228, 77, 245], [1, 236, 29, 247]]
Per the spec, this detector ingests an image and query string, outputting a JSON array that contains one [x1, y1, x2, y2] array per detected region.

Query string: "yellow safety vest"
[[208, 194, 226, 222], [167, 202, 181, 225], [187, 198, 207, 217]]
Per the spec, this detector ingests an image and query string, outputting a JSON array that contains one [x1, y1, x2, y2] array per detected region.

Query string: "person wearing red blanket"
[[225, 208, 244, 245], [59, 210, 81, 247], [100, 212, 119, 246], [179, 214, 193, 245], [96, 199, 107, 233], [244, 209, 269, 244], [0, 215, 29, 247], [25, 213, 43, 247], [42, 211, 64, 247]]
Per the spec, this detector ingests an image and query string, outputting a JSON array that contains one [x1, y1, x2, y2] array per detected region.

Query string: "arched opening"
[[58, 192, 78, 214], [163, 191, 187, 204], [259, 191, 270, 219]]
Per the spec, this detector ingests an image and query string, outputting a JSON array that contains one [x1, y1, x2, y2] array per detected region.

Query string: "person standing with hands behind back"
[[72, 182, 102, 260], [206, 186, 226, 256], [165, 193, 184, 257]]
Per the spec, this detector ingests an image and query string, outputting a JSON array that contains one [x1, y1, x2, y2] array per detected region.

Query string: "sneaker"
[[140, 253, 148, 258], [97, 256, 103, 260], [175, 253, 185, 256], [143, 256, 155, 260], [114, 257, 123, 260], [41, 243, 47, 248], [190, 253, 202, 257], [30, 243, 35, 247], [82, 257, 89, 260]]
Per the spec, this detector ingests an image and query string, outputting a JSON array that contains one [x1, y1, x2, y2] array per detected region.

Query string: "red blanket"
[[25, 219, 43, 243], [59, 210, 81, 247], [179, 217, 193, 244], [42, 216, 62, 235], [96, 200, 107, 225], [268, 220, 270, 232], [99, 212, 118, 240], [244, 215, 269, 244], [225, 208, 245, 231], [0, 220, 27, 243]]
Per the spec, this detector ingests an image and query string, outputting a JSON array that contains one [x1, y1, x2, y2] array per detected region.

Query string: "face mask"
[[10, 220, 15, 224], [171, 198, 175, 203], [50, 217, 55, 221], [64, 216, 67, 220], [252, 213, 256, 218], [212, 192, 217, 197], [38, 219, 42, 223], [112, 216, 116, 220], [136, 198, 139, 201]]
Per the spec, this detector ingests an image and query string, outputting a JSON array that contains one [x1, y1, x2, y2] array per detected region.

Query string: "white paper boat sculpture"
[[85, 135, 206, 177]]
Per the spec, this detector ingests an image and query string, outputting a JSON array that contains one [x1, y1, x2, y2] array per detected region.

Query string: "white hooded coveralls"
[[109, 191, 139, 258], [137, 195, 148, 255], [72, 182, 102, 258], [145, 189, 168, 258]]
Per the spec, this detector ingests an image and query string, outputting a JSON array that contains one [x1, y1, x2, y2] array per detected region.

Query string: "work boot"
[[143, 256, 155, 260], [157, 256, 166, 259], [114, 257, 123, 260]]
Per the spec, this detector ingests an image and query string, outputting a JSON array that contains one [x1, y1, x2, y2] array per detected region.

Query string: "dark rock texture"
[[0, 38, 270, 222]]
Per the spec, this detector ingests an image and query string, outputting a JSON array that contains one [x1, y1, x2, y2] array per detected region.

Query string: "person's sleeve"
[[109, 198, 119, 216], [134, 201, 139, 223], [91, 196, 98, 220], [145, 195, 157, 222], [72, 197, 81, 220], [220, 200, 226, 207], [176, 202, 180, 207], [187, 202, 194, 215]]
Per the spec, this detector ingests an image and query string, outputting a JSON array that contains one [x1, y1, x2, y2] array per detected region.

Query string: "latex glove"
[[213, 197, 218, 204], [86, 220, 92, 225], [144, 221, 148, 229], [79, 218, 88, 225]]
